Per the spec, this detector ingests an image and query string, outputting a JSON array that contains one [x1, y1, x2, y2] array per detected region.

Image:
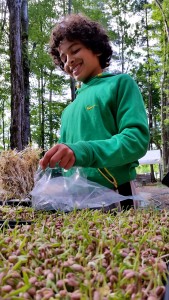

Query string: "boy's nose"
[[67, 55, 75, 66]]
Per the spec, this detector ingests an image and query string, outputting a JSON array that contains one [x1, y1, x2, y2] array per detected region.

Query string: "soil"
[[135, 182, 169, 209]]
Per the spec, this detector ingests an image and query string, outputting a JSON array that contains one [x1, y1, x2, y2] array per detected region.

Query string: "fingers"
[[39, 145, 59, 170], [59, 156, 75, 170], [39, 144, 75, 170]]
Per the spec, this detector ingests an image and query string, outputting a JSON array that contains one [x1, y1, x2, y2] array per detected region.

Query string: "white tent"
[[138, 149, 162, 180], [139, 150, 161, 165]]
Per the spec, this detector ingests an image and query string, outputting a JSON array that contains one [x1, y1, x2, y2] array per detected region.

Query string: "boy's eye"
[[60, 46, 81, 65], [61, 55, 67, 64], [72, 48, 80, 54]]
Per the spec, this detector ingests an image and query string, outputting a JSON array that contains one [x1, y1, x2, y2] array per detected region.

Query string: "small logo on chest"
[[86, 104, 97, 110]]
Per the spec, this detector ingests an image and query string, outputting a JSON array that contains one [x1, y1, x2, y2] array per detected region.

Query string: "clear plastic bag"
[[31, 167, 131, 212]]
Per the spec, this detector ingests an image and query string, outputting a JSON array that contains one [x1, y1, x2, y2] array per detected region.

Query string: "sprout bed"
[[0, 207, 168, 299]]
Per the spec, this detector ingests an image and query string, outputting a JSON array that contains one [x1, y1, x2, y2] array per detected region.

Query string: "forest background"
[[0, 0, 169, 177]]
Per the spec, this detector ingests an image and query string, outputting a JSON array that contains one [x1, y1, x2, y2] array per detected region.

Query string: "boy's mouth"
[[72, 64, 81, 77]]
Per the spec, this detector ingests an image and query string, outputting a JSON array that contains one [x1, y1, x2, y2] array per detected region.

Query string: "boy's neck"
[[82, 72, 104, 84]]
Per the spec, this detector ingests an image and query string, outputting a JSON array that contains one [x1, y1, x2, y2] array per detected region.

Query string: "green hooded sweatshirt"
[[60, 72, 149, 189]]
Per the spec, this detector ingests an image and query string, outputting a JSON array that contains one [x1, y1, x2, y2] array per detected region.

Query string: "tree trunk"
[[70, 77, 76, 101], [161, 69, 169, 175], [40, 69, 45, 152], [145, 5, 153, 150], [150, 165, 157, 182], [68, 0, 76, 100], [49, 70, 53, 147], [0, 0, 7, 39], [7, 0, 24, 150], [38, 79, 42, 148], [21, 0, 30, 146], [156, 3, 169, 174], [155, 0, 169, 42], [1, 99, 5, 150]]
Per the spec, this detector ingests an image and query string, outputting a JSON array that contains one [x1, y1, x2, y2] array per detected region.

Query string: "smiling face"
[[58, 39, 102, 82]]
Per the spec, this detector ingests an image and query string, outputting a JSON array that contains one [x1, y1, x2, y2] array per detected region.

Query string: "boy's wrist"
[[64, 141, 93, 167]]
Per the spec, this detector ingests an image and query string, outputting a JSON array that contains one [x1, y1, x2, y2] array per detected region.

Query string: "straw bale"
[[0, 147, 41, 200]]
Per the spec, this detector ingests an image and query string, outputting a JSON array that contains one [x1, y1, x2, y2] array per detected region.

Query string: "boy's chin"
[[72, 75, 87, 82]]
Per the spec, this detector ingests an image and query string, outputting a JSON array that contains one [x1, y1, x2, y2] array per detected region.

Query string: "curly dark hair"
[[49, 14, 112, 70]]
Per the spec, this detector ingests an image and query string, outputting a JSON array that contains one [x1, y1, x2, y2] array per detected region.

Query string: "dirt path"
[[136, 183, 169, 209]]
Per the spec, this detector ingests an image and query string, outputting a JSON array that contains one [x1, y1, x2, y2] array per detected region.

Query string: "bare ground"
[[136, 182, 169, 209]]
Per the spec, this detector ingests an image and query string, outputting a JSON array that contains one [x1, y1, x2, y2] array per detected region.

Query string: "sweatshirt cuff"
[[64, 141, 94, 166]]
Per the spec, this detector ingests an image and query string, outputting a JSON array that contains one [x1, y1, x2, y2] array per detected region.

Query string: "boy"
[[40, 14, 149, 209]]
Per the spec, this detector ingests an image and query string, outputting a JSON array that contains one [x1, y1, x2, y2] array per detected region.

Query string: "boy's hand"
[[39, 144, 75, 170]]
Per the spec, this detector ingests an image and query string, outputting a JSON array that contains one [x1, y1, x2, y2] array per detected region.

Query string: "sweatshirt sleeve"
[[64, 74, 150, 168]]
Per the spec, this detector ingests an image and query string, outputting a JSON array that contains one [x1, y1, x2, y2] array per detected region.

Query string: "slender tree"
[[155, 0, 169, 42], [0, 0, 7, 42], [68, 0, 76, 100], [0, 0, 10, 149], [152, 0, 169, 174], [7, 0, 24, 150], [21, 0, 30, 146], [144, 2, 157, 181]]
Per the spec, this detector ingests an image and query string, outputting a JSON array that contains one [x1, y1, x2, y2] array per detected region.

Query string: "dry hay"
[[0, 147, 41, 200]]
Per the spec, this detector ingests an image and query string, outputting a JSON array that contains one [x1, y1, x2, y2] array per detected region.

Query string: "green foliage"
[[136, 163, 159, 174], [27, 0, 71, 149]]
